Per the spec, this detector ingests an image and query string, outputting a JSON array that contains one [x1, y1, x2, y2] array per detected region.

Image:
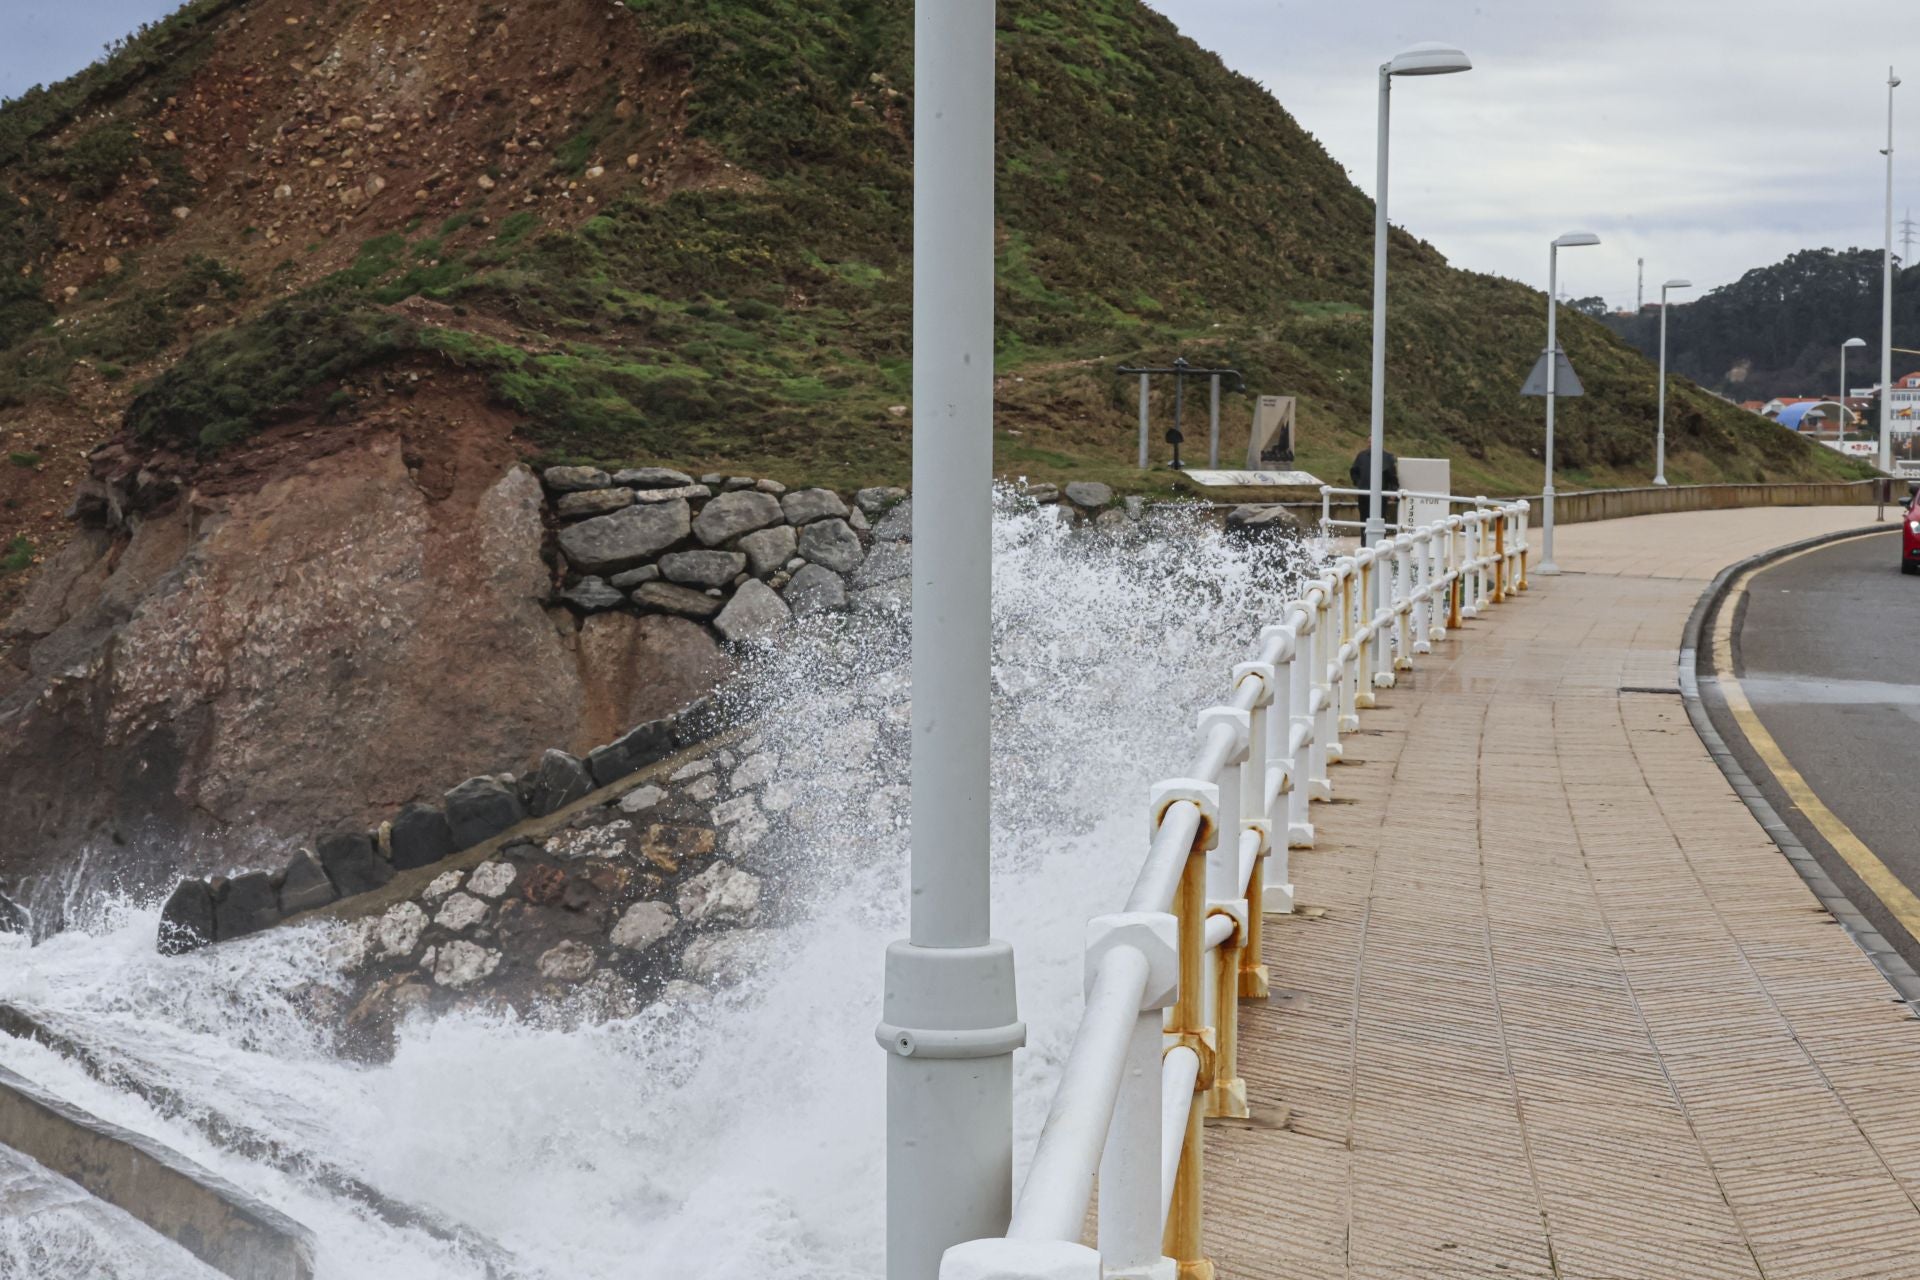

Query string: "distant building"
[[1890, 371, 1920, 426]]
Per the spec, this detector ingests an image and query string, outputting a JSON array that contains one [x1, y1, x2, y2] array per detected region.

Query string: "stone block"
[[213, 871, 280, 941], [278, 849, 337, 915], [157, 880, 215, 955], [443, 776, 526, 850], [318, 830, 394, 893], [385, 804, 451, 870], [588, 717, 675, 787], [526, 749, 594, 817]]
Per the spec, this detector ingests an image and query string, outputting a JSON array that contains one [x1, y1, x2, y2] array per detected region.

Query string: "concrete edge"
[[1675, 522, 1920, 1012], [0, 1061, 316, 1279]]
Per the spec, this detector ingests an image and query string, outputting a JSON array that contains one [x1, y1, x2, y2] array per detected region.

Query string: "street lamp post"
[[879, 3, 1024, 1278], [1537, 231, 1600, 576], [1841, 337, 1867, 441], [1883, 68, 1901, 473], [1366, 42, 1473, 549], [1653, 277, 1692, 486]]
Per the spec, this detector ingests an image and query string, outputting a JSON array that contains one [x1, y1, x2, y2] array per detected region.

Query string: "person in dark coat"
[[1349, 447, 1400, 525]]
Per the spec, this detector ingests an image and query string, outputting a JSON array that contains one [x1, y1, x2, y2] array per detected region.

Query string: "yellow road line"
[[1712, 537, 1920, 946]]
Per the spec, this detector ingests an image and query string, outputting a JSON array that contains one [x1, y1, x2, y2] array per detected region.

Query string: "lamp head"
[[1552, 232, 1601, 249], [1388, 43, 1473, 76], [1844, 337, 1869, 349], [1662, 278, 1692, 290]]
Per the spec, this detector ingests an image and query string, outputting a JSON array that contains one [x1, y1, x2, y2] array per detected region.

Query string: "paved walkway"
[[1209, 507, 1920, 1280]]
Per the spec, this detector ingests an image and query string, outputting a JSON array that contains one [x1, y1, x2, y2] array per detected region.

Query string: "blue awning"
[[1775, 401, 1838, 430]]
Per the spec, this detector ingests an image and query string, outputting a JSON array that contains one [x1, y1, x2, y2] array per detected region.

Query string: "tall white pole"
[[881, 3, 1023, 1277], [1366, 65, 1392, 549], [1655, 287, 1670, 485], [1884, 68, 1900, 474], [1841, 343, 1850, 441], [1540, 244, 1561, 574]]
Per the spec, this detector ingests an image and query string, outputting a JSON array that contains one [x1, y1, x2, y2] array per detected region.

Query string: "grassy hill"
[[0, 0, 1870, 568]]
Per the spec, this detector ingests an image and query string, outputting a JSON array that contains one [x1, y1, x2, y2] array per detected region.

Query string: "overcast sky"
[[4, 0, 1914, 308]]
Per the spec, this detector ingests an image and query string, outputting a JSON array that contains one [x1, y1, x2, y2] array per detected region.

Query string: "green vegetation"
[[0, 536, 31, 575], [0, 0, 1867, 490], [8, 452, 38, 467]]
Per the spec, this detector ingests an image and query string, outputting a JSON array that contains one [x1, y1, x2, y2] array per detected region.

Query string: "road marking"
[[1712, 536, 1920, 947]]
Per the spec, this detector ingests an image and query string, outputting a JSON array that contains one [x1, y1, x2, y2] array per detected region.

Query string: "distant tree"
[[1568, 295, 1609, 318], [1599, 247, 1920, 400]]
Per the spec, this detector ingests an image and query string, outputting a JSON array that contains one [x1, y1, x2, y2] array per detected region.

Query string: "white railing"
[[939, 497, 1532, 1280], [1317, 483, 1507, 538]]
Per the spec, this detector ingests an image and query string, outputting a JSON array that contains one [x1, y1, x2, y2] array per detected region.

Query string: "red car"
[[1907, 490, 1920, 573]]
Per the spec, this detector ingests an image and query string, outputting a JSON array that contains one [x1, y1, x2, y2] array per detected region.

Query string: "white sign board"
[[1184, 469, 1322, 488], [1398, 458, 1452, 530], [1246, 396, 1296, 469]]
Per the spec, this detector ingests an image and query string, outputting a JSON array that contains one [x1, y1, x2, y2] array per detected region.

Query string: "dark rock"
[[722, 476, 756, 492], [527, 749, 594, 816], [692, 490, 783, 547], [1025, 483, 1060, 503], [1065, 481, 1114, 508], [214, 871, 280, 940], [780, 488, 849, 525], [612, 467, 694, 489], [783, 563, 848, 616], [854, 486, 907, 517], [157, 880, 216, 955], [633, 581, 724, 619], [542, 465, 611, 493], [558, 501, 691, 575], [320, 829, 398, 890], [555, 488, 635, 520], [278, 849, 338, 915], [673, 695, 728, 746], [797, 518, 863, 573], [659, 550, 748, 588], [444, 776, 526, 850], [714, 579, 792, 643], [609, 564, 661, 589], [388, 806, 455, 871], [871, 497, 912, 542], [588, 718, 675, 787], [737, 525, 797, 577], [561, 576, 626, 611]]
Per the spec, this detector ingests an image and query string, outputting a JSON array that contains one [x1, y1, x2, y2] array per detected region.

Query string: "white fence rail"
[[940, 497, 1532, 1280]]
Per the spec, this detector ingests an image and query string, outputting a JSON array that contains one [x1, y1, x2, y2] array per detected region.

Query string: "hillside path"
[[1208, 506, 1920, 1280]]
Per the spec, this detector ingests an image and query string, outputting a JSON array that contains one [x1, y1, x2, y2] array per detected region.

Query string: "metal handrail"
[[940, 498, 1535, 1278]]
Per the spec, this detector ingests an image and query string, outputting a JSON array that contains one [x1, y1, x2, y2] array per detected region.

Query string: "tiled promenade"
[[1208, 507, 1920, 1279]]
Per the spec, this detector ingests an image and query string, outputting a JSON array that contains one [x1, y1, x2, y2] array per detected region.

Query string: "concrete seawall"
[[0, 1063, 315, 1280], [1282, 477, 1883, 529]]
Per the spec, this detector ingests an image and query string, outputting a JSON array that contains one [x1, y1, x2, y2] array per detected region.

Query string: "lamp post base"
[[1535, 561, 1561, 576], [1652, 475, 1669, 486]]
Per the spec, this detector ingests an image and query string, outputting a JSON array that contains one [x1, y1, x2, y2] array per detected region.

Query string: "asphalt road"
[[1736, 529, 1920, 909]]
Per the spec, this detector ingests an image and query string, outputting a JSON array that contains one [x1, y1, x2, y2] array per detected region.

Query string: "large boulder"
[[443, 776, 526, 850], [737, 525, 797, 578], [558, 501, 691, 575], [387, 806, 453, 871], [713, 579, 792, 643], [659, 550, 748, 589], [871, 497, 912, 542], [319, 830, 394, 892], [692, 490, 783, 547], [157, 880, 215, 954], [1225, 505, 1299, 539], [797, 519, 863, 573], [1064, 481, 1114, 508], [855, 540, 910, 587], [854, 486, 907, 517], [780, 488, 849, 525]]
